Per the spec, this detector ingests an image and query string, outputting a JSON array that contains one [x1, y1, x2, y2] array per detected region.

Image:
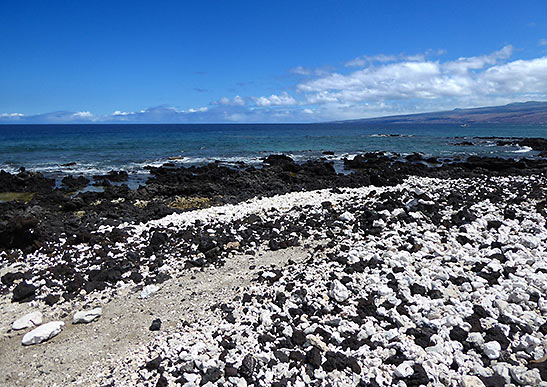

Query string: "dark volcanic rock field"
[[2, 153, 547, 254]]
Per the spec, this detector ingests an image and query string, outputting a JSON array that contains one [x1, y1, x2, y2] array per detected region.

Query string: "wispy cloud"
[[107, 106, 209, 122], [539, 38, 547, 46], [212, 95, 246, 106], [289, 66, 314, 75], [289, 66, 334, 76], [4, 111, 100, 123], [345, 49, 446, 67]]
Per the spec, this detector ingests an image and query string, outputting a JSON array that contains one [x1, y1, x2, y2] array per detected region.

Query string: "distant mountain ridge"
[[337, 101, 547, 124]]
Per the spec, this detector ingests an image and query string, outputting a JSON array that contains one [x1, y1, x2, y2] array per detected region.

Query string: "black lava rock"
[[200, 367, 222, 385], [149, 231, 168, 249], [322, 351, 350, 372], [449, 326, 469, 343], [224, 366, 238, 378], [479, 374, 508, 387], [428, 289, 443, 299], [409, 283, 427, 296], [473, 304, 489, 318], [1, 271, 24, 287], [406, 325, 437, 348], [43, 294, 60, 306], [149, 318, 162, 331], [62, 175, 90, 190], [527, 358, 547, 382], [292, 329, 306, 346], [156, 374, 167, 387], [484, 326, 510, 350], [274, 350, 290, 363], [306, 347, 322, 368], [238, 354, 256, 378], [12, 281, 36, 302], [145, 356, 163, 371], [404, 364, 429, 387]]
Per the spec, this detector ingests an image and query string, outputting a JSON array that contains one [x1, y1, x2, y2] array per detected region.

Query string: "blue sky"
[[1, 0, 546, 123]]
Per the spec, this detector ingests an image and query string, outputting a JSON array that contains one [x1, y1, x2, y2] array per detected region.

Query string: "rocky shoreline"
[[1, 152, 547, 386]]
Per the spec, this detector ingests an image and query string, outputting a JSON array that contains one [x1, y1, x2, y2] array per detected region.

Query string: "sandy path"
[[0, 246, 309, 386]]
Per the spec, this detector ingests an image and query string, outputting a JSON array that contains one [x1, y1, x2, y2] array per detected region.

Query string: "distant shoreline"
[[2, 101, 547, 125]]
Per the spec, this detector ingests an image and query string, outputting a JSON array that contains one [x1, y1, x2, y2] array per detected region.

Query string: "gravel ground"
[[0, 245, 308, 386], [1, 174, 547, 386]]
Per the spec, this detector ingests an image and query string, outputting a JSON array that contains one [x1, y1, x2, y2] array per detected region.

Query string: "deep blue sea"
[[1, 123, 546, 187]]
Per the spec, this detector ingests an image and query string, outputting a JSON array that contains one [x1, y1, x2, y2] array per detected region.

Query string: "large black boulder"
[[0, 170, 54, 193], [12, 281, 36, 302], [61, 175, 90, 190], [0, 215, 39, 250], [263, 155, 301, 173]]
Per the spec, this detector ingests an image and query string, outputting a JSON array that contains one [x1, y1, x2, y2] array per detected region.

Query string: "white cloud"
[[72, 111, 94, 118], [252, 92, 297, 107], [187, 107, 208, 113], [214, 95, 245, 106], [539, 38, 547, 46], [296, 45, 547, 114], [299, 61, 452, 100], [443, 45, 513, 74], [113, 110, 133, 116], [479, 57, 547, 94], [0, 112, 24, 118], [232, 96, 245, 106]]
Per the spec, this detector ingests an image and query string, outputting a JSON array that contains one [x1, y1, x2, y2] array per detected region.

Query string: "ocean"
[[1, 123, 546, 187]]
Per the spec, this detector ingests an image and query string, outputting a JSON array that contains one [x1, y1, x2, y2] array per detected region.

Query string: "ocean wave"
[[128, 159, 175, 170], [36, 163, 124, 176], [369, 134, 414, 138], [0, 164, 19, 174], [180, 156, 262, 165], [328, 153, 357, 161], [513, 146, 533, 153], [2, 161, 140, 178]]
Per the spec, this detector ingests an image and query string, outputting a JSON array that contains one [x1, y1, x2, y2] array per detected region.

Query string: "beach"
[[3, 0, 547, 384], [1, 151, 547, 386]]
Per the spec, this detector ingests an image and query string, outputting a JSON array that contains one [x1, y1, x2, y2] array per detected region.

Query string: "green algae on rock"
[[0, 192, 36, 203]]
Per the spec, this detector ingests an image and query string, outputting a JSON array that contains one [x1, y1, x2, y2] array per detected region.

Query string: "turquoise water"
[[1, 123, 546, 181]]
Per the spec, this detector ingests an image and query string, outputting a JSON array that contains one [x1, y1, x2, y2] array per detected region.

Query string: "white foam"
[[0, 164, 18, 174], [27, 162, 122, 177], [513, 146, 533, 153], [369, 134, 414, 138]]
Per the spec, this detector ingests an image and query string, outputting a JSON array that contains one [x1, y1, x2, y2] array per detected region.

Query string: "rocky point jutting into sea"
[[1, 146, 547, 386]]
